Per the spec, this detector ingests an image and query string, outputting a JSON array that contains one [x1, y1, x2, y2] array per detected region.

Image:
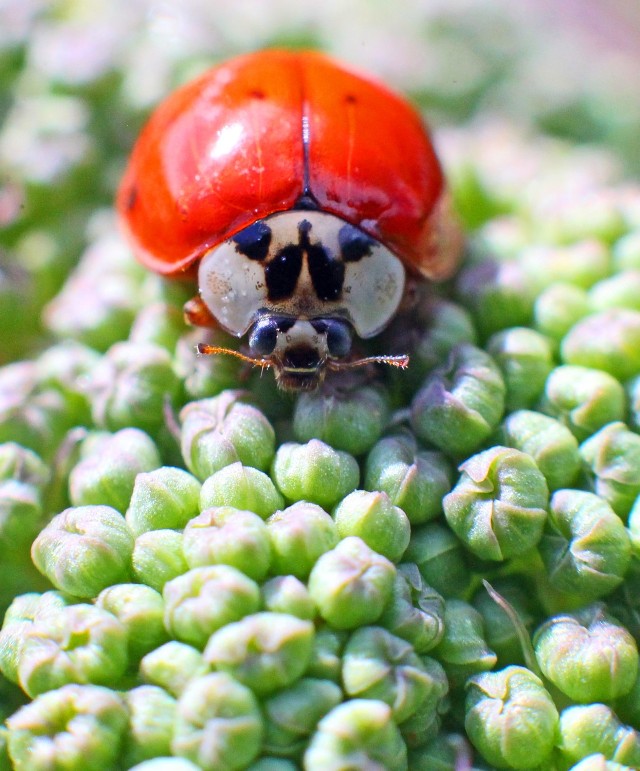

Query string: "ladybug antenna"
[[196, 343, 273, 370], [328, 353, 410, 371]]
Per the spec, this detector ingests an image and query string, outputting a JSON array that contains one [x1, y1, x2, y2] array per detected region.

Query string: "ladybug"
[[117, 49, 461, 390]]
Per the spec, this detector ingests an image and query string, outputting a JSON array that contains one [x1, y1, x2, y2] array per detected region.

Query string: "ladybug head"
[[195, 210, 410, 391], [198, 312, 407, 391], [247, 315, 351, 391]]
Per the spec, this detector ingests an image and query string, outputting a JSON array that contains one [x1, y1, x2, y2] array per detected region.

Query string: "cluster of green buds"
[[3, 61, 640, 771]]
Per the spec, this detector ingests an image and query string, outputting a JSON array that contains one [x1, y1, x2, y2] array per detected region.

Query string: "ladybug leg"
[[183, 295, 218, 329]]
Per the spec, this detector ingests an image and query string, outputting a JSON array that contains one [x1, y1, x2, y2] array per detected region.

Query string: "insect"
[[117, 49, 461, 390]]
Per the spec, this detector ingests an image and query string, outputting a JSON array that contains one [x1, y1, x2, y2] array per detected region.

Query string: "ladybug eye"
[[325, 319, 352, 359], [249, 317, 279, 356]]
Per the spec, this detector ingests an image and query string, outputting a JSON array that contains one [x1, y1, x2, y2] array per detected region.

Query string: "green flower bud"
[[534, 605, 638, 703], [404, 523, 471, 599], [163, 565, 260, 649], [379, 563, 445, 654], [6, 684, 128, 771], [472, 579, 535, 666], [364, 434, 452, 525], [397, 656, 449, 748], [389, 297, 478, 391], [44, 261, 140, 352], [0, 363, 75, 461], [122, 685, 177, 767], [486, 327, 554, 410], [333, 490, 410, 563], [580, 422, 640, 518], [308, 537, 396, 629], [411, 344, 506, 458], [35, 341, 99, 427], [443, 446, 548, 561], [431, 599, 497, 687], [541, 365, 626, 442], [562, 309, 640, 381], [180, 392, 275, 481], [568, 755, 635, 771], [613, 231, 640, 271], [88, 341, 179, 434], [497, 410, 581, 491], [262, 678, 342, 757], [129, 301, 185, 352], [128, 759, 201, 771], [69, 428, 161, 512], [303, 699, 408, 770], [95, 583, 168, 662], [18, 603, 128, 697], [183, 507, 271, 582], [540, 490, 631, 599], [522, 240, 611, 290], [559, 704, 640, 767], [199, 462, 283, 519], [342, 626, 446, 724], [31, 505, 134, 598], [203, 612, 314, 695], [627, 375, 640, 432], [454, 260, 536, 338], [0, 442, 49, 489], [591, 270, 640, 313], [172, 672, 263, 770], [465, 666, 559, 769], [271, 439, 359, 509], [132, 530, 188, 592], [126, 467, 201, 536], [0, 479, 43, 552], [534, 283, 592, 347], [305, 627, 347, 683], [543, 192, 627, 245], [266, 501, 338, 580], [140, 641, 207, 698], [406, 733, 469, 771], [293, 383, 389, 455], [0, 592, 71, 684], [261, 576, 315, 620]]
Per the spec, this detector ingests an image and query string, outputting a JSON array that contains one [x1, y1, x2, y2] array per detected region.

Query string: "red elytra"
[[117, 49, 462, 390], [118, 48, 457, 280]]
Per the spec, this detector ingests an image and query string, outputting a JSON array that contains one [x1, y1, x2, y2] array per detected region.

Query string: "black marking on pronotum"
[[300, 219, 344, 302], [264, 217, 347, 302], [233, 221, 272, 261], [265, 244, 303, 300], [308, 241, 344, 301], [338, 223, 375, 262]]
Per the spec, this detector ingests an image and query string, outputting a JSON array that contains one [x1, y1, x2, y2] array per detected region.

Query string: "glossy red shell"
[[117, 49, 453, 280]]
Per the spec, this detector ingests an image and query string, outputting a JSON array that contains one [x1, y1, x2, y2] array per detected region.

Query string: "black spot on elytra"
[[345, 93, 357, 104], [338, 223, 375, 262], [250, 89, 265, 99], [125, 185, 137, 211], [233, 221, 272, 261]]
